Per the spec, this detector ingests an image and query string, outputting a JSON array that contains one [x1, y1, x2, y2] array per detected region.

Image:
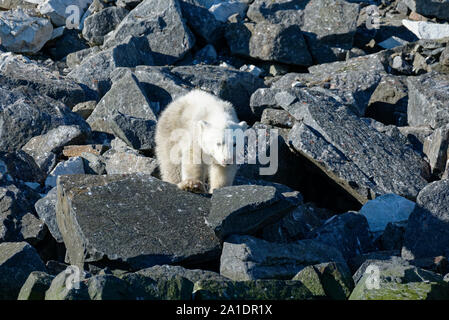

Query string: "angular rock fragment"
[[17, 271, 54, 300], [402, 180, 449, 260], [87, 72, 158, 134], [0, 9, 53, 54], [220, 234, 347, 281], [56, 174, 219, 270], [285, 88, 429, 203], [103, 0, 195, 66], [407, 72, 449, 129], [0, 242, 46, 300], [208, 185, 295, 240]]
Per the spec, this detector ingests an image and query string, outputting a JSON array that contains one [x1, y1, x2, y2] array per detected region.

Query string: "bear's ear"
[[239, 121, 248, 130]]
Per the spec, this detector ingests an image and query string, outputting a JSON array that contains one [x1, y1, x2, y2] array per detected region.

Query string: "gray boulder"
[[407, 72, 449, 129], [22, 125, 89, 174], [359, 194, 416, 234], [82, 7, 129, 45], [0, 52, 86, 108], [170, 65, 265, 121], [45, 157, 85, 188], [193, 279, 316, 300], [0, 85, 90, 152], [423, 124, 449, 176], [0, 150, 45, 184], [55, 174, 220, 270], [349, 257, 449, 300], [136, 265, 229, 283], [0, 9, 53, 54], [35, 187, 63, 243], [0, 242, 46, 300], [102, 0, 195, 66], [225, 21, 312, 67], [208, 185, 296, 240], [246, 0, 360, 64], [402, 180, 449, 260], [404, 0, 449, 21], [310, 212, 373, 261], [18, 271, 54, 300], [0, 182, 43, 244], [180, 0, 225, 44], [108, 113, 157, 152], [67, 36, 155, 98], [87, 72, 158, 134], [285, 88, 429, 203], [220, 234, 347, 281]]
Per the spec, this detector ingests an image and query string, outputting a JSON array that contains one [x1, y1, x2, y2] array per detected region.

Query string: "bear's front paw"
[[177, 179, 207, 193]]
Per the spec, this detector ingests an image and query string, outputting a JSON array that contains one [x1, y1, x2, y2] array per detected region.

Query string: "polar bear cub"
[[155, 90, 247, 193]]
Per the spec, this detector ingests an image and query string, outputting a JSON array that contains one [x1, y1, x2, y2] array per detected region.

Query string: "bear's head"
[[198, 120, 248, 167]]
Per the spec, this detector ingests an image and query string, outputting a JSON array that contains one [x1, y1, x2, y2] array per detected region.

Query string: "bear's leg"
[[208, 164, 238, 193], [177, 146, 206, 193]]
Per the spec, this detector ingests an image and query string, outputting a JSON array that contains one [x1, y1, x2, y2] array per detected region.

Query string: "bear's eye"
[[216, 142, 222, 146]]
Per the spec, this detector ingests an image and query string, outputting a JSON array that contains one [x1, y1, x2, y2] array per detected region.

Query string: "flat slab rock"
[[284, 88, 429, 203], [56, 174, 220, 270], [208, 185, 295, 240]]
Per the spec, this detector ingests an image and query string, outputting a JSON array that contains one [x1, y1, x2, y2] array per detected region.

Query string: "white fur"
[[155, 90, 247, 193]]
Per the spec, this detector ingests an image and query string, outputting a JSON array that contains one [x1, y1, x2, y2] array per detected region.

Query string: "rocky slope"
[[1, 0, 449, 300]]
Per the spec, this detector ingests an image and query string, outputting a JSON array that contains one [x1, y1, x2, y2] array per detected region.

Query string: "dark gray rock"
[[300, 0, 360, 64], [193, 279, 315, 300], [208, 185, 296, 240], [0, 242, 46, 300], [225, 21, 312, 67], [0, 150, 45, 184], [250, 88, 283, 119], [0, 85, 90, 152], [381, 221, 407, 251], [194, 44, 218, 64], [22, 125, 90, 174], [66, 46, 101, 69], [0, 53, 86, 108], [285, 88, 429, 203], [261, 203, 329, 243], [261, 108, 294, 128], [87, 72, 158, 134], [293, 261, 354, 300], [130, 65, 191, 109], [0, 182, 43, 243], [220, 234, 347, 281], [271, 69, 384, 117], [136, 265, 229, 283], [56, 174, 220, 271], [87, 274, 133, 300], [44, 28, 89, 61], [407, 72, 449, 129], [103, 0, 195, 66], [366, 75, 408, 126], [180, 0, 225, 44], [246, 0, 360, 64], [404, 0, 449, 21], [108, 113, 156, 152], [67, 36, 155, 98], [17, 271, 54, 300], [82, 7, 129, 45], [103, 148, 158, 175], [120, 272, 194, 300], [402, 180, 449, 260], [349, 256, 449, 300], [310, 212, 373, 261], [170, 65, 265, 121], [423, 124, 449, 177], [35, 187, 63, 243]]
